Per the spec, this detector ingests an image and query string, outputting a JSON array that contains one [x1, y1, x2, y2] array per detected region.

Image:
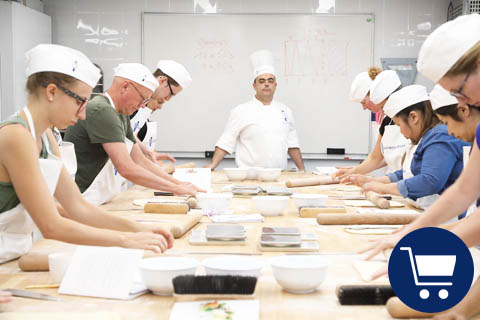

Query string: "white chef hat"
[[250, 49, 276, 79], [430, 84, 458, 111], [350, 72, 372, 102], [114, 63, 159, 92], [369, 70, 402, 105], [25, 44, 101, 88], [418, 14, 480, 83], [383, 85, 429, 118], [156, 60, 192, 89]]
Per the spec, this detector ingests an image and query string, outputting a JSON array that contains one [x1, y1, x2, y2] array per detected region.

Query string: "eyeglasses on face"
[[41, 83, 89, 114], [128, 81, 150, 106], [166, 80, 175, 98], [450, 70, 473, 101]]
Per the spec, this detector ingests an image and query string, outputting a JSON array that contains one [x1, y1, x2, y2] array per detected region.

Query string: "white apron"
[[0, 107, 63, 263], [59, 141, 77, 178], [402, 142, 439, 210], [381, 121, 410, 173], [131, 107, 157, 151], [82, 94, 134, 206], [462, 145, 477, 217]]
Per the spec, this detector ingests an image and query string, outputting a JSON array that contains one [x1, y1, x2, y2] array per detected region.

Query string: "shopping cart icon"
[[400, 247, 456, 300]]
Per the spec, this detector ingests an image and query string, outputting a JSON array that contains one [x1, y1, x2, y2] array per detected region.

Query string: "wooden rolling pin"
[[169, 214, 202, 238], [386, 297, 436, 318], [300, 206, 347, 217], [366, 191, 390, 209], [285, 176, 339, 188], [175, 162, 195, 169], [316, 213, 418, 225], [144, 197, 198, 214], [18, 251, 50, 271]]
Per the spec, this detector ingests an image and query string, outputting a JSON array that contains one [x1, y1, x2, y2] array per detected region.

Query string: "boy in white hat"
[[0, 44, 174, 267], [65, 62, 202, 205], [130, 60, 192, 167], [206, 49, 305, 170], [348, 85, 467, 210]]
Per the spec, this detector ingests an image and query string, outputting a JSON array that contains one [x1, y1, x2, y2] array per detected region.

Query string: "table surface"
[[0, 171, 477, 319]]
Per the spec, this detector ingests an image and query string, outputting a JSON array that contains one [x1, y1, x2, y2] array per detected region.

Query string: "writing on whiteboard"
[[284, 29, 349, 83], [194, 39, 238, 72]]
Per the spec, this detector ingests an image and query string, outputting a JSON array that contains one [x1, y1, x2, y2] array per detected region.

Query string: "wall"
[[42, 0, 451, 170]]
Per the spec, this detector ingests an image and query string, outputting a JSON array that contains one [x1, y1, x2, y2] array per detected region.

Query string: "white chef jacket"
[[216, 96, 300, 169]]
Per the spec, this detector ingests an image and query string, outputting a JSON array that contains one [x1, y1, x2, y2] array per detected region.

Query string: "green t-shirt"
[[64, 95, 136, 193], [0, 115, 48, 213]]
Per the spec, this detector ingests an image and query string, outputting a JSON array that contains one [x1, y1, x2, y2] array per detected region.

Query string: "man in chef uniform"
[[130, 60, 192, 166], [65, 63, 201, 205], [206, 50, 305, 171]]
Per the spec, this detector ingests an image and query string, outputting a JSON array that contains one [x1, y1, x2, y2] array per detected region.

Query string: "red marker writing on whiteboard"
[[344, 157, 350, 160]]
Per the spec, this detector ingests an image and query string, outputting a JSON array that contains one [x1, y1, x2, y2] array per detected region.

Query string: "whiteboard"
[[142, 13, 373, 156]]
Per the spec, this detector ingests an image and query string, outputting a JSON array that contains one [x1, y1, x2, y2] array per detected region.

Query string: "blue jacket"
[[387, 124, 469, 201]]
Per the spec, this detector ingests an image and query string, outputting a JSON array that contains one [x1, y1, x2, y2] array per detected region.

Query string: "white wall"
[[42, 0, 451, 170]]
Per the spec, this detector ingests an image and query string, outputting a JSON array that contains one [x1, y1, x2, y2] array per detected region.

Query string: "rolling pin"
[[175, 162, 195, 169], [144, 197, 198, 214], [316, 213, 418, 225], [18, 251, 50, 271], [285, 176, 339, 188], [300, 206, 347, 217], [386, 297, 436, 318], [337, 285, 395, 305], [169, 214, 202, 238], [366, 191, 390, 209]]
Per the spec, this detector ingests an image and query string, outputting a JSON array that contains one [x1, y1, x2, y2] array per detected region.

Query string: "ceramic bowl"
[[224, 168, 248, 181], [291, 193, 328, 209], [257, 168, 282, 181], [252, 196, 289, 216], [139, 257, 199, 296], [202, 256, 263, 277], [269, 255, 329, 294], [246, 167, 263, 180], [196, 192, 233, 214]]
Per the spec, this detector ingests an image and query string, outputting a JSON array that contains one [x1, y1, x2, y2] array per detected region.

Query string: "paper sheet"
[[314, 166, 338, 175], [356, 208, 420, 215], [170, 300, 259, 320], [352, 260, 389, 283], [344, 200, 404, 208], [344, 225, 401, 235], [59, 246, 146, 300], [173, 168, 212, 192]]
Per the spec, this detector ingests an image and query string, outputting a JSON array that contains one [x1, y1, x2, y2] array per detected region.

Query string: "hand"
[[174, 183, 198, 197], [342, 174, 373, 186], [361, 181, 386, 193], [155, 153, 176, 163], [203, 163, 215, 170], [144, 150, 159, 163], [433, 309, 466, 320], [140, 225, 174, 249], [333, 168, 355, 180], [0, 291, 12, 303], [123, 232, 170, 254]]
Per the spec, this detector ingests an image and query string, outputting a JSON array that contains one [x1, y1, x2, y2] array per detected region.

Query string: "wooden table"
[[0, 171, 477, 319]]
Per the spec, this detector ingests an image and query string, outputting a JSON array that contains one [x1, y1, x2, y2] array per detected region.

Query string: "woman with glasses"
[[347, 85, 467, 210], [359, 14, 480, 320], [0, 44, 174, 266], [335, 68, 410, 181]]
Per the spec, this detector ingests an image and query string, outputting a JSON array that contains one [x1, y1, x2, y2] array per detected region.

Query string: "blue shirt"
[[387, 124, 468, 201]]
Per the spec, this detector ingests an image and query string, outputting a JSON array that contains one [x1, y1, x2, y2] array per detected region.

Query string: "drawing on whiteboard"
[[76, 19, 124, 48], [284, 31, 349, 81], [194, 39, 238, 72]]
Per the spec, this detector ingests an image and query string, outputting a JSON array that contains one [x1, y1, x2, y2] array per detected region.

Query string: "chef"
[[206, 49, 305, 170], [65, 63, 202, 205], [130, 60, 192, 164]]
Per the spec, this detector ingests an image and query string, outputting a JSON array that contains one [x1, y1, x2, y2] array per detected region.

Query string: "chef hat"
[[418, 14, 480, 82], [250, 49, 276, 79], [114, 63, 159, 92], [350, 72, 372, 102], [157, 60, 192, 89], [430, 84, 458, 111], [383, 85, 429, 118], [369, 70, 402, 104], [25, 44, 101, 88]]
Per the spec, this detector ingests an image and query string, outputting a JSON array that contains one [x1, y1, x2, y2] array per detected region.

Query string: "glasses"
[[128, 82, 150, 106], [42, 83, 88, 114], [166, 80, 175, 98], [450, 70, 473, 101]]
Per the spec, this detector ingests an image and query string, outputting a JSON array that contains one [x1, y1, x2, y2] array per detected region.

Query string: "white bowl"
[[224, 168, 248, 181], [196, 193, 233, 214], [269, 255, 329, 294], [252, 196, 289, 216], [48, 252, 74, 284], [292, 193, 328, 209], [257, 168, 282, 181], [139, 257, 199, 296], [246, 167, 263, 180], [202, 256, 263, 277]]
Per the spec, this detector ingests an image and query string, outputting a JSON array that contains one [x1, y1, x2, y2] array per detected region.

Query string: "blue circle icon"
[[388, 227, 473, 313]]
